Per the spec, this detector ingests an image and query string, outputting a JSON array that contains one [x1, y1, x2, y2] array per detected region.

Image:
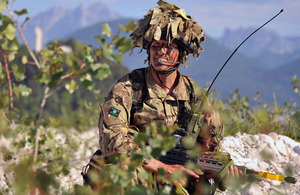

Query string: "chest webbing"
[[128, 68, 196, 126]]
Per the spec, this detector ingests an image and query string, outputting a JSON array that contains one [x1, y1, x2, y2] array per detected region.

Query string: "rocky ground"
[[218, 133, 300, 195], [1, 130, 299, 194], [65, 131, 300, 194]]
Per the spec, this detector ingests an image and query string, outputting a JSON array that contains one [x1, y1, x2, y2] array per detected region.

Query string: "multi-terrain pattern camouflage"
[[98, 67, 223, 155]]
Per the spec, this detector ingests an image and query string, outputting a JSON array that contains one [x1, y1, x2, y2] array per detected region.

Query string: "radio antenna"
[[206, 9, 284, 95]]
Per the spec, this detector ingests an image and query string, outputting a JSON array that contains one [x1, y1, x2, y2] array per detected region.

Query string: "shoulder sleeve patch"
[[108, 107, 121, 117]]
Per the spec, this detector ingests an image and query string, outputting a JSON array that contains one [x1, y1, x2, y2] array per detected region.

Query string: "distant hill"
[[20, 2, 122, 48], [66, 18, 134, 45], [218, 27, 300, 69], [65, 19, 299, 105], [261, 58, 300, 102]]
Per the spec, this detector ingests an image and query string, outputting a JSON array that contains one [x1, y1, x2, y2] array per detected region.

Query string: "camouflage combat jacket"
[[98, 67, 223, 156]]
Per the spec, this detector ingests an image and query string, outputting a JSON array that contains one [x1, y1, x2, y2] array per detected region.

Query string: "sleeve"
[[98, 78, 138, 155]]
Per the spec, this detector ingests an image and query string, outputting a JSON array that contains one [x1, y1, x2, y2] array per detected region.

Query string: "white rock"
[[280, 135, 298, 148], [259, 134, 274, 145], [241, 183, 265, 195], [268, 132, 278, 142], [275, 139, 289, 157]]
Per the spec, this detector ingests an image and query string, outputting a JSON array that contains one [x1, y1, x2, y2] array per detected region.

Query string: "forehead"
[[151, 40, 178, 46]]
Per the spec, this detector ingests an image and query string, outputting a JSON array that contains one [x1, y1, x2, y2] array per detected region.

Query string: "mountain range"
[[18, 3, 300, 105], [218, 28, 300, 69], [21, 3, 122, 48]]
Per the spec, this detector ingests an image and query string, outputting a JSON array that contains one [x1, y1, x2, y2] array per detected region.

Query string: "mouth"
[[156, 59, 174, 67], [157, 58, 179, 65], [158, 58, 169, 63]]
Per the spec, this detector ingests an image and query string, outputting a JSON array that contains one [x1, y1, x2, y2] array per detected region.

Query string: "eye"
[[151, 43, 162, 49], [168, 45, 178, 51]]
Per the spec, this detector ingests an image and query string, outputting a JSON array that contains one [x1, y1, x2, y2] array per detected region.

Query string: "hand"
[[221, 165, 244, 189], [143, 158, 199, 186], [228, 165, 244, 177]]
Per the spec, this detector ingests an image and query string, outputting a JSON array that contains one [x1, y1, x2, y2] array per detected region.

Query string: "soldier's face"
[[149, 40, 179, 71]]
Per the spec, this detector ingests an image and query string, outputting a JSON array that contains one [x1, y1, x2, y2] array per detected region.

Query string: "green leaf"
[[35, 73, 51, 84], [48, 71, 63, 88], [12, 64, 26, 82], [0, 0, 7, 12], [65, 80, 78, 94], [18, 84, 32, 97], [102, 44, 114, 61], [2, 38, 19, 51], [83, 45, 94, 55], [45, 139, 56, 148], [13, 83, 21, 99], [95, 36, 105, 45], [14, 9, 28, 16], [74, 184, 93, 195], [102, 22, 111, 38], [3, 23, 16, 40], [93, 63, 111, 80], [80, 79, 94, 90], [84, 55, 94, 65], [90, 63, 101, 71], [130, 154, 143, 168], [112, 35, 123, 45], [1, 14, 13, 26], [119, 21, 137, 33], [80, 73, 94, 90], [8, 52, 17, 62], [22, 16, 30, 27], [137, 169, 150, 181], [151, 147, 163, 159], [124, 185, 152, 195], [112, 36, 129, 51], [0, 65, 5, 81], [113, 54, 123, 64], [170, 169, 183, 183], [22, 55, 28, 64], [118, 40, 133, 54]]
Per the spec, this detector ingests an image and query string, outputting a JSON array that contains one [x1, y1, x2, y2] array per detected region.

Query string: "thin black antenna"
[[206, 9, 284, 95]]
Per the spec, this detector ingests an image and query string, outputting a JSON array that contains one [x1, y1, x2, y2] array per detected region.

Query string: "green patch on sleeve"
[[108, 107, 121, 117]]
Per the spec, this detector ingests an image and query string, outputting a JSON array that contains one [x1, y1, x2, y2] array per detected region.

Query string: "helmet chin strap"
[[149, 61, 181, 76], [150, 64, 180, 122]]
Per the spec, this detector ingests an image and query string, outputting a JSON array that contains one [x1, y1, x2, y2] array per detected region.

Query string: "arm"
[[98, 77, 137, 155], [144, 158, 199, 186]]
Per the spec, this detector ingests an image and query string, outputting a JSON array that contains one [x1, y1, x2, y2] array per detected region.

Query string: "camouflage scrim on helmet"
[[130, 0, 205, 66]]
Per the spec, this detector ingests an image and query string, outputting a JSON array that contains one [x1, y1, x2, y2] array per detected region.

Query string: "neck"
[[150, 66, 178, 94]]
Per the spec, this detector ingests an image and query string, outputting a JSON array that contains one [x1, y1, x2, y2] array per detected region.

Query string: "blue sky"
[[10, 0, 300, 38]]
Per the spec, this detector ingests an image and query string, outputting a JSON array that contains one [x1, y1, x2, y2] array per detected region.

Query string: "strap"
[[129, 68, 147, 125], [182, 75, 195, 104]]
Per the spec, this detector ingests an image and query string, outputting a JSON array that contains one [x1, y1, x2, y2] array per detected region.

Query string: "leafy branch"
[[7, 4, 41, 69], [1, 0, 135, 169]]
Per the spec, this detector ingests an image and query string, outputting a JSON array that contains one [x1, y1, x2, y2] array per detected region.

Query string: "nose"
[[157, 46, 167, 54]]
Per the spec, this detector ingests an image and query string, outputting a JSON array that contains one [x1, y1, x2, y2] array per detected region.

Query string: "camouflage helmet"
[[130, 0, 205, 66]]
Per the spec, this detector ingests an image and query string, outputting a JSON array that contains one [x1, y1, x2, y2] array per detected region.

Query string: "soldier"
[[93, 0, 242, 194]]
